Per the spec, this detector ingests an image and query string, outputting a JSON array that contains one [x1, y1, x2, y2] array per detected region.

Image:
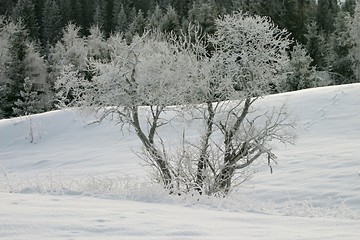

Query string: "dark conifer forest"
[[0, 0, 359, 118]]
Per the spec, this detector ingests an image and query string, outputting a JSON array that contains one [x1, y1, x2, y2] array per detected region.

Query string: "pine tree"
[[22, 42, 50, 111], [341, 0, 356, 16], [133, 0, 155, 14], [284, 44, 318, 91], [0, 18, 12, 118], [146, 4, 163, 31], [0, 21, 49, 117], [72, 0, 85, 32], [126, 9, 146, 38], [0, 0, 14, 16], [48, 23, 89, 105], [258, 0, 285, 25], [49, 23, 88, 76], [330, 11, 354, 84], [87, 25, 109, 61], [284, 0, 316, 45], [59, 0, 73, 27], [12, 0, 40, 40], [349, 1, 360, 82], [237, 0, 262, 15], [93, 0, 107, 30], [188, 0, 218, 35], [42, 0, 63, 46], [316, 0, 340, 34], [160, 5, 180, 33], [114, 3, 128, 33], [13, 77, 45, 116], [3, 22, 28, 117], [305, 21, 330, 71]]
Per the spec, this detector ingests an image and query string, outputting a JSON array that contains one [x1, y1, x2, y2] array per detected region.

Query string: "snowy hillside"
[[1, 84, 360, 239]]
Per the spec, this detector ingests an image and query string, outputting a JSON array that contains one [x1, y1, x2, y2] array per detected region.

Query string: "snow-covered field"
[[1, 84, 360, 239]]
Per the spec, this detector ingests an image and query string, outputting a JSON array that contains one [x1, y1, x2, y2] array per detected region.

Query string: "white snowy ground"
[[1, 84, 360, 239]]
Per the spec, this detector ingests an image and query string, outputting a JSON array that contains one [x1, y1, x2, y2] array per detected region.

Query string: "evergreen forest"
[[0, 0, 359, 118]]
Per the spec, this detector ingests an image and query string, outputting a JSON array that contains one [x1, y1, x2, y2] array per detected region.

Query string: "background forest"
[[0, 0, 359, 119]]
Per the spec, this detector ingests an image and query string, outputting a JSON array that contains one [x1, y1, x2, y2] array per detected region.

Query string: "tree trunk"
[[195, 102, 215, 194], [131, 106, 173, 187]]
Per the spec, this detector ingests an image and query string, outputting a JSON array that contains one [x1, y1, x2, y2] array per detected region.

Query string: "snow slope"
[[1, 84, 360, 239]]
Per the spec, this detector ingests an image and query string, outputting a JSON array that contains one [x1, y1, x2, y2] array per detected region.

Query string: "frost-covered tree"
[[86, 25, 109, 61], [189, 12, 294, 194], [49, 24, 88, 78], [284, 44, 318, 91], [48, 24, 88, 104], [126, 9, 146, 38], [0, 20, 49, 117], [160, 5, 180, 33], [146, 5, 163, 31], [56, 12, 295, 195], [13, 76, 46, 116], [114, 3, 128, 33], [93, 0, 107, 30], [2, 21, 28, 117], [56, 31, 201, 186]]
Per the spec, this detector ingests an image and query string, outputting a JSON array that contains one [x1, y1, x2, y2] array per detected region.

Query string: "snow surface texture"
[[1, 84, 360, 239]]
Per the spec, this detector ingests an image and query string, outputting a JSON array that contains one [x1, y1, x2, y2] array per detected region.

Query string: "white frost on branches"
[[210, 12, 292, 96], [56, 12, 295, 195]]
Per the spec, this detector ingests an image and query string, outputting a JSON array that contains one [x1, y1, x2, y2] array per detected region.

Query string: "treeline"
[[0, 0, 359, 119]]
